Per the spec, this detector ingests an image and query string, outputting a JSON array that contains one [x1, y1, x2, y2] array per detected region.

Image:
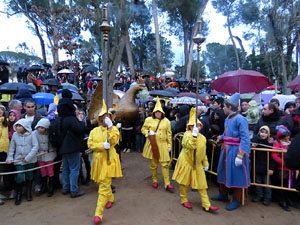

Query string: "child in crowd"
[[251, 126, 275, 206], [0, 104, 9, 205], [271, 125, 292, 211], [8, 109, 21, 140], [33, 118, 57, 197], [6, 118, 39, 205]]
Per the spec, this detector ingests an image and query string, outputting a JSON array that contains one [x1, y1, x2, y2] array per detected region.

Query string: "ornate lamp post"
[[100, 3, 112, 108], [100, 3, 112, 164], [193, 20, 206, 119], [192, 20, 206, 168]]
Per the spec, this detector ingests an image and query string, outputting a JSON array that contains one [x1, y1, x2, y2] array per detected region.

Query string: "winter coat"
[[172, 130, 209, 189], [6, 119, 39, 165], [272, 141, 289, 172], [33, 130, 56, 162], [251, 135, 275, 174], [0, 117, 9, 153], [199, 114, 210, 139], [57, 98, 85, 155], [142, 117, 172, 162], [173, 105, 190, 134], [284, 133, 300, 191], [245, 100, 260, 125], [254, 111, 282, 139], [279, 114, 300, 137], [88, 126, 122, 182]]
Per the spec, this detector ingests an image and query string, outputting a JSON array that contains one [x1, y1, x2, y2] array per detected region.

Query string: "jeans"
[[136, 134, 145, 152], [62, 152, 81, 193], [255, 173, 272, 199]]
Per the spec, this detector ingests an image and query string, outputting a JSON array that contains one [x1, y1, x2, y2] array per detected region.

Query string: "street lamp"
[[192, 20, 205, 168], [100, 3, 112, 164], [100, 3, 112, 107], [193, 20, 206, 116]]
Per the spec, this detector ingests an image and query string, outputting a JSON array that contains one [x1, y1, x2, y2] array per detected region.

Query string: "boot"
[[15, 183, 23, 205], [40, 177, 47, 194], [47, 177, 54, 197], [26, 180, 33, 201]]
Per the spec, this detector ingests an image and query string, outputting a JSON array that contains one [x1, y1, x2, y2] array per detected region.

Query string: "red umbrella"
[[211, 69, 271, 94], [266, 85, 280, 90], [287, 75, 300, 91]]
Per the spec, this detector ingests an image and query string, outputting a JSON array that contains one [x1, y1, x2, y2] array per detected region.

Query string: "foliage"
[[202, 42, 242, 78]]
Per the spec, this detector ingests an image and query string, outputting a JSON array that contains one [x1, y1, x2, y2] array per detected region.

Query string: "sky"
[[0, 1, 252, 67]]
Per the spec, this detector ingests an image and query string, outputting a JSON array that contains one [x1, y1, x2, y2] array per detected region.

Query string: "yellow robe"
[[0, 117, 9, 153], [141, 117, 172, 162], [88, 126, 122, 183], [172, 130, 209, 190]]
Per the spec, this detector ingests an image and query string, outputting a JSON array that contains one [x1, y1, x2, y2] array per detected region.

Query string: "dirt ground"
[[1, 152, 300, 225]]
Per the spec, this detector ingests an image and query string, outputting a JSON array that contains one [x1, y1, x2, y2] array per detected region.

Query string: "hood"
[[9, 109, 21, 121], [97, 99, 112, 123], [258, 125, 270, 138], [248, 100, 258, 108], [48, 103, 58, 114], [13, 118, 32, 133], [187, 107, 202, 128], [153, 96, 165, 114], [57, 98, 75, 117], [35, 118, 50, 129]]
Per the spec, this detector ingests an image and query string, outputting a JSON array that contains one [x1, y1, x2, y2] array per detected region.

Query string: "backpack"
[[48, 117, 65, 149]]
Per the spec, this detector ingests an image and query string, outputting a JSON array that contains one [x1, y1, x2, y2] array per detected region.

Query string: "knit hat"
[[258, 125, 270, 138], [61, 89, 73, 99], [153, 96, 165, 114], [35, 118, 50, 129], [275, 125, 291, 141], [228, 93, 240, 107], [187, 107, 202, 128]]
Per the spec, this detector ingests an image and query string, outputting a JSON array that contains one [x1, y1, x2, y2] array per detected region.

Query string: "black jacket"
[[254, 111, 282, 139], [173, 105, 190, 134], [284, 133, 300, 191], [57, 98, 85, 155], [251, 135, 276, 174]]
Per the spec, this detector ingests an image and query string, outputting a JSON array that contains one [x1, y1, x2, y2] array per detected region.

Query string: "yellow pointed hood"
[[187, 107, 202, 128], [153, 96, 165, 114], [98, 99, 112, 119]]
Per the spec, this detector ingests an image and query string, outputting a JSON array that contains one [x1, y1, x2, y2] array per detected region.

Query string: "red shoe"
[[203, 205, 219, 212], [94, 216, 102, 224], [105, 201, 113, 209], [152, 182, 158, 188], [166, 184, 174, 190], [183, 202, 192, 209]]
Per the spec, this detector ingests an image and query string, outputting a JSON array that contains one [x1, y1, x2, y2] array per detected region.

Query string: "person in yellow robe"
[[172, 107, 219, 212], [88, 100, 122, 224], [141, 97, 174, 191]]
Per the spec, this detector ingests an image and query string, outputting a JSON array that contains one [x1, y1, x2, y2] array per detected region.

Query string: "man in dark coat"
[[172, 104, 190, 134], [58, 89, 85, 198], [254, 103, 282, 141]]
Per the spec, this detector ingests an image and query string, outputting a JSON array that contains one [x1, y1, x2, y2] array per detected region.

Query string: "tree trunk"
[[183, 25, 189, 70], [31, 19, 47, 63], [152, 0, 163, 75], [227, 17, 240, 69], [49, 0, 59, 68], [186, 0, 209, 79], [107, 36, 126, 108], [280, 50, 289, 94], [125, 32, 135, 78], [234, 36, 246, 68]]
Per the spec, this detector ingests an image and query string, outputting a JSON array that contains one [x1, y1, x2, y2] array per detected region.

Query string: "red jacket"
[[272, 141, 289, 171]]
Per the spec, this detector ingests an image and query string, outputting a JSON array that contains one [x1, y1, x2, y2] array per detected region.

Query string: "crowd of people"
[[0, 68, 300, 223]]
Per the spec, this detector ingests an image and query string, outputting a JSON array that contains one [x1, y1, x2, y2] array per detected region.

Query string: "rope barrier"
[[0, 152, 50, 165], [0, 149, 92, 175], [0, 160, 62, 175]]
